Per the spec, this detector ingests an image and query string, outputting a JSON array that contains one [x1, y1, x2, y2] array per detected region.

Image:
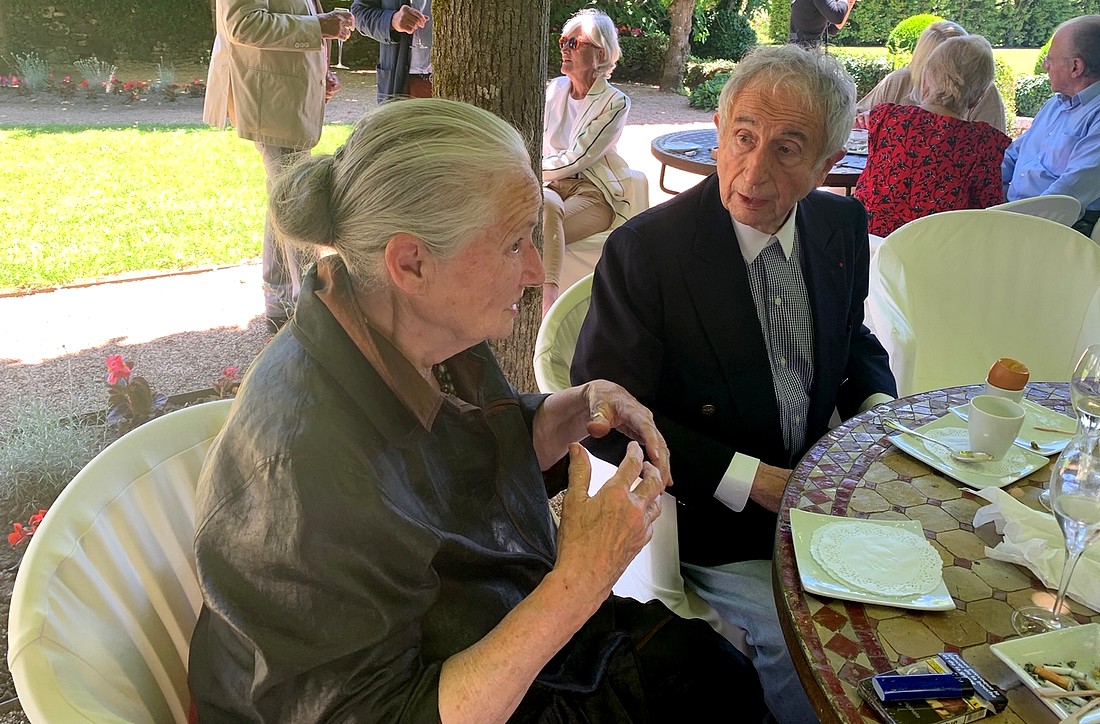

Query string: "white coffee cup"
[[983, 378, 1026, 404], [968, 395, 1026, 460]]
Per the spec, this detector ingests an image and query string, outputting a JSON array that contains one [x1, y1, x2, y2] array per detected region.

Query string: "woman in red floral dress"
[[854, 35, 1011, 237]]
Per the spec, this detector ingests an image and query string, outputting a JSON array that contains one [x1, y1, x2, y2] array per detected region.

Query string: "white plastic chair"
[[558, 169, 649, 293], [8, 399, 233, 724], [988, 195, 1082, 226], [868, 209, 1100, 396], [532, 279, 748, 653]]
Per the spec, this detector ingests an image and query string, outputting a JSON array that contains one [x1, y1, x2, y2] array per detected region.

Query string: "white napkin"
[[973, 487, 1100, 612]]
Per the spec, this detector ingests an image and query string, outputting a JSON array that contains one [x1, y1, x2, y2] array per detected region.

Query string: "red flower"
[[81, 79, 88, 87], [7, 523, 27, 546], [221, 366, 239, 379], [106, 355, 132, 385], [28, 509, 46, 533]]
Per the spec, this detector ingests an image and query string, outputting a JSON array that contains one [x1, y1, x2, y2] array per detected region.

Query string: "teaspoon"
[[883, 419, 995, 463]]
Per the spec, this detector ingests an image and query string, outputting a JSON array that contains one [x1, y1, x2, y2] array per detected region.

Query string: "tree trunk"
[[434, 0, 550, 393], [660, 0, 695, 92]]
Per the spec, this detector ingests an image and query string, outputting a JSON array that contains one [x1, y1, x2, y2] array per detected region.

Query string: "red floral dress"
[[853, 104, 1011, 237]]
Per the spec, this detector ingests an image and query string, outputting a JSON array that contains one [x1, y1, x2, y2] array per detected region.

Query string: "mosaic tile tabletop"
[[774, 383, 1096, 723]]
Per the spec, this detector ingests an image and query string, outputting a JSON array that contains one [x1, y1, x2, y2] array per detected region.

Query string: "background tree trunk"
[[434, 0, 550, 393], [660, 0, 695, 91]]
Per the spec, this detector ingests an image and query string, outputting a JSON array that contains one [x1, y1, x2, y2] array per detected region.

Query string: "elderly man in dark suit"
[[352, 0, 432, 102], [572, 44, 896, 723]]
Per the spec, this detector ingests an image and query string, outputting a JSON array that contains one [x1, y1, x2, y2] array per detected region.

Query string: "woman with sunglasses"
[[542, 8, 632, 315]]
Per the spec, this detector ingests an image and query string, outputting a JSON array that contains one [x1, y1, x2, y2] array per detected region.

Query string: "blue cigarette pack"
[[872, 673, 973, 703]]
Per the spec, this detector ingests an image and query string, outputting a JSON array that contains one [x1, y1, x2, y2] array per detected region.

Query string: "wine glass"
[[1012, 346, 1100, 635], [1039, 345, 1100, 509], [333, 7, 350, 70], [411, 0, 430, 49]]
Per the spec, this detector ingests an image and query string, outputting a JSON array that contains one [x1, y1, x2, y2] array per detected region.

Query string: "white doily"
[[810, 521, 943, 597]]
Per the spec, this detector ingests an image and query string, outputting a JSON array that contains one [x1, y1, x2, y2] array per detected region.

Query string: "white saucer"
[[663, 141, 699, 153], [887, 412, 1048, 489]]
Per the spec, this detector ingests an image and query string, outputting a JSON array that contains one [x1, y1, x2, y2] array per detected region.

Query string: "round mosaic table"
[[774, 382, 1098, 723]]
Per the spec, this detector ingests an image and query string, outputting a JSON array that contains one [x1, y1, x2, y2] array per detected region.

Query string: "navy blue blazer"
[[352, 0, 413, 103], [571, 174, 896, 565]]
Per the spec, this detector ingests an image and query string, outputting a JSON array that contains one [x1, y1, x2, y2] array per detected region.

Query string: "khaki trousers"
[[542, 176, 614, 287]]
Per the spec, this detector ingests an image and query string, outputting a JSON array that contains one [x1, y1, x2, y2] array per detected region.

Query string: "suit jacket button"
[[700, 404, 716, 415]]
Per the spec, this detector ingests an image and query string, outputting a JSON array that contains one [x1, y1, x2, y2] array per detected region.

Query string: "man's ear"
[[383, 234, 431, 295], [815, 148, 847, 187]]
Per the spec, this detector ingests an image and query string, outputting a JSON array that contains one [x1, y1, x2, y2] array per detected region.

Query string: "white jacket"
[[543, 76, 633, 224], [204, 0, 328, 150]]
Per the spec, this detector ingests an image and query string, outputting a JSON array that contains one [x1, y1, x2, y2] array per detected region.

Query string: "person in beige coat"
[[205, 0, 354, 331]]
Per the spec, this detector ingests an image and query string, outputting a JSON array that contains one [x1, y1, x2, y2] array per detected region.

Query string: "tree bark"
[[660, 0, 695, 91], [434, 0, 550, 393]]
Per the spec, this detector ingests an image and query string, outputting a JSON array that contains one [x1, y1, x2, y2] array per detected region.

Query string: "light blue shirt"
[[1002, 80, 1100, 213]]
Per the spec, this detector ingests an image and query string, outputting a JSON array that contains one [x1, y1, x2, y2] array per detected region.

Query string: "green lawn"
[[833, 46, 1042, 77], [0, 124, 352, 291]]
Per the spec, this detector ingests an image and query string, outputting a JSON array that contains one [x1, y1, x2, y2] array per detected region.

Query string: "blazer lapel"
[[682, 178, 782, 438], [796, 198, 849, 431]]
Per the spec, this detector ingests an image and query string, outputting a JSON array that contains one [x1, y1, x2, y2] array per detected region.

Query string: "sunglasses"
[[558, 37, 593, 51]]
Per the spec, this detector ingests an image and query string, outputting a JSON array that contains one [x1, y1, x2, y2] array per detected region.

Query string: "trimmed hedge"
[[1016, 75, 1052, 117], [688, 73, 731, 110], [694, 6, 757, 62], [993, 57, 1017, 131], [684, 59, 738, 91], [886, 14, 943, 59], [1035, 37, 1053, 73], [832, 52, 892, 98]]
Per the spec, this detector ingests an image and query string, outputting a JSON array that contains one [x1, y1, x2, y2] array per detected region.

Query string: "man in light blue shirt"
[[1003, 15, 1100, 236]]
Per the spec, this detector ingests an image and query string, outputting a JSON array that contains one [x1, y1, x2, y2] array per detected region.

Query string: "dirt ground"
[[0, 67, 707, 721]]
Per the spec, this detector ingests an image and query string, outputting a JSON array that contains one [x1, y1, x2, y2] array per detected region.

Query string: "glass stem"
[[1051, 548, 1085, 618]]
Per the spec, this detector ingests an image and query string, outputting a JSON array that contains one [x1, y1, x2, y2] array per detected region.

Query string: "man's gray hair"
[[717, 44, 856, 165], [1062, 15, 1100, 79], [563, 8, 621, 80], [269, 98, 538, 291]]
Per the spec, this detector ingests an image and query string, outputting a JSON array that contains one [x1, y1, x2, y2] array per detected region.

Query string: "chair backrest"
[[8, 399, 233, 724], [987, 195, 1082, 226], [534, 274, 593, 393], [868, 209, 1100, 396]]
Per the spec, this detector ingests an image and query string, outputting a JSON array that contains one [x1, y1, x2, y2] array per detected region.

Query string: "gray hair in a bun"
[[270, 98, 536, 290]]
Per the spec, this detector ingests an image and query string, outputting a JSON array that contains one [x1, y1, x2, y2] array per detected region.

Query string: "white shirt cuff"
[[714, 453, 759, 513]]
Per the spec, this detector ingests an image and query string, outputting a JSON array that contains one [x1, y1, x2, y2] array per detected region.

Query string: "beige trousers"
[[542, 176, 614, 287]]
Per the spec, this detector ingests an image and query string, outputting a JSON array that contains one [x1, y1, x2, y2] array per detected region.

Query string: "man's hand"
[[853, 111, 870, 130], [325, 70, 341, 101], [391, 5, 428, 34], [554, 443, 666, 606], [748, 462, 792, 513], [318, 9, 354, 41]]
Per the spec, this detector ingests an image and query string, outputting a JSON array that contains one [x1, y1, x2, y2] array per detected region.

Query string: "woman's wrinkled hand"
[[554, 443, 666, 602], [853, 111, 870, 130], [582, 381, 672, 487]]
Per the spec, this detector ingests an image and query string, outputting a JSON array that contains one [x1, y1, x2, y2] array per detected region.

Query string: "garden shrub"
[[767, 0, 791, 46], [1035, 36, 1053, 74], [688, 73, 731, 110], [832, 52, 892, 98], [886, 14, 943, 64], [684, 58, 738, 91], [694, 5, 757, 62], [1015, 75, 1052, 117], [993, 57, 1017, 132]]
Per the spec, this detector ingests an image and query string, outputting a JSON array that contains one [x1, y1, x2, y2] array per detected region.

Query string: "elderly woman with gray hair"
[[854, 35, 1011, 236], [187, 98, 765, 722], [541, 8, 634, 314]]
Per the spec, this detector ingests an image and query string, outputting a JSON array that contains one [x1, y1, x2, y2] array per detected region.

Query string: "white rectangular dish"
[[789, 509, 954, 611], [950, 400, 1075, 457], [888, 412, 1049, 489], [990, 623, 1100, 722]]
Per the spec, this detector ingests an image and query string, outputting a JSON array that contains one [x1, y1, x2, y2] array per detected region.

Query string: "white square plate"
[[990, 623, 1100, 722], [846, 129, 869, 155], [888, 412, 1049, 489], [950, 400, 1075, 457], [789, 509, 954, 611]]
